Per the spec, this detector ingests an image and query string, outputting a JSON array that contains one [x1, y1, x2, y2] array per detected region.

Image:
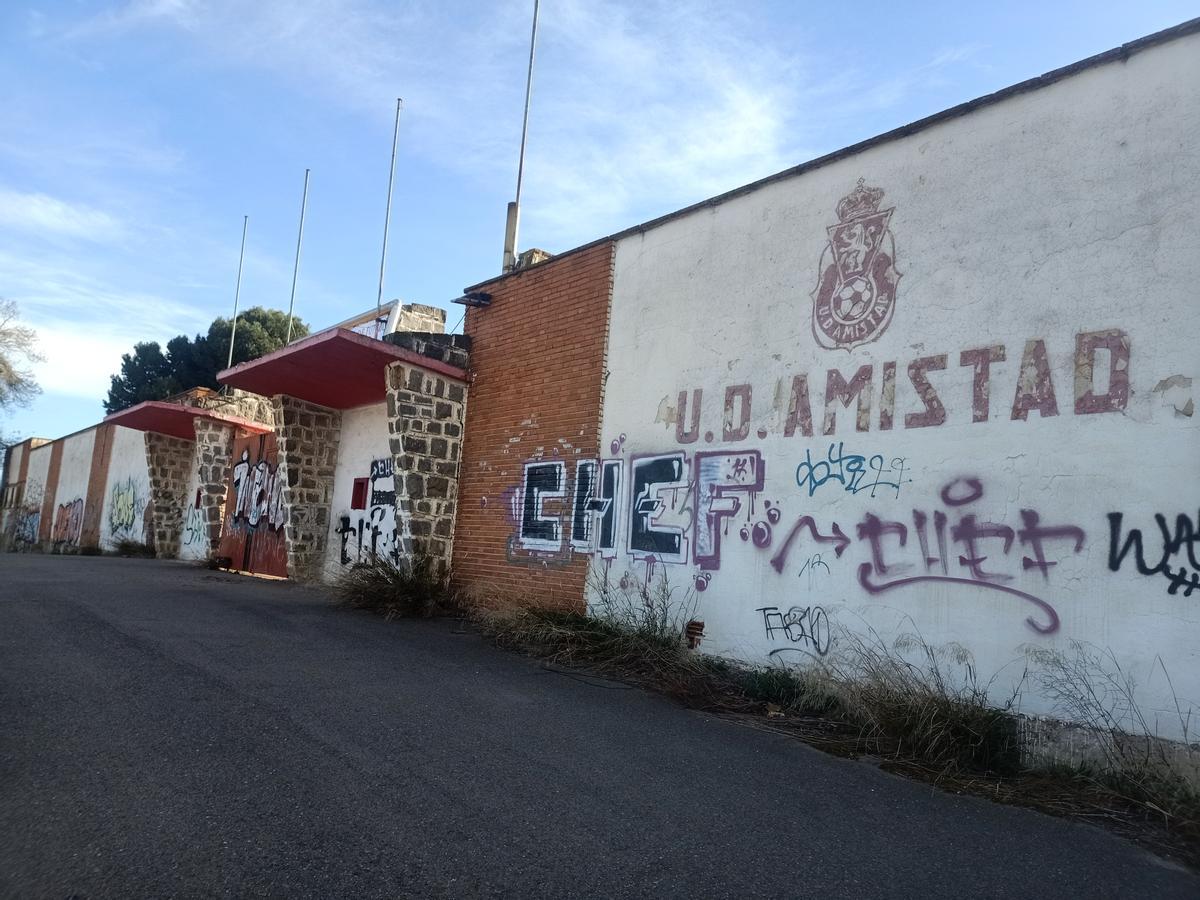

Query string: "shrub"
[[114, 539, 155, 558], [332, 555, 451, 619]]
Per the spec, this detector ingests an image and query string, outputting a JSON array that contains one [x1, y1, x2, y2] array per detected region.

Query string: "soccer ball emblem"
[[834, 276, 873, 322]]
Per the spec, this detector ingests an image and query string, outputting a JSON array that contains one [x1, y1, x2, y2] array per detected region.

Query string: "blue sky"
[[1, 0, 1194, 441]]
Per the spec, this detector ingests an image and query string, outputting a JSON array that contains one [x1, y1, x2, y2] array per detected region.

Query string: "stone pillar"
[[144, 432, 195, 557], [215, 388, 275, 425], [191, 419, 236, 556], [394, 302, 447, 334], [273, 396, 341, 582], [386, 360, 468, 580]]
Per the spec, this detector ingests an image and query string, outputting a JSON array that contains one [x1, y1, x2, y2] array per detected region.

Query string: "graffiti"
[[230, 448, 285, 531], [810, 178, 900, 350], [51, 498, 84, 547], [500, 447, 1081, 635], [108, 478, 145, 538], [1108, 511, 1200, 597], [517, 460, 566, 551], [218, 433, 287, 577], [760, 605, 831, 657], [14, 507, 40, 547], [336, 457, 399, 566], [695, 450, 763, 570], [796, 553, 831, 590], [754, 476, 1083, 634], [629, 454, 690, 563], [860, 480, 1077, 634], [183, 504, 207, 548], [571, 459, 621, 555], [794, 442, 910, 499], [769, 516, 851, 567], [670, 329, 1130, 443]]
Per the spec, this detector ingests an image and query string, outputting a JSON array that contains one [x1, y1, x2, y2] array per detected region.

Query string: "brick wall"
[[452, 242, 615, 608]]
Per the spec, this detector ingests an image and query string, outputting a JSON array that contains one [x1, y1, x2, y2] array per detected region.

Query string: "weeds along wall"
[[453, 243, 615, 607], [564, 33, 1198, 735]]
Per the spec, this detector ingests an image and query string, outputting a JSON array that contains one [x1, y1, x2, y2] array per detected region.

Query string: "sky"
[[1, 0, 1195, 442]]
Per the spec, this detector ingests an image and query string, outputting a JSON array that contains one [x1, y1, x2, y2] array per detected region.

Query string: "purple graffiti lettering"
[[769, 516, 851, 573], [856, 564, 1060, 634]]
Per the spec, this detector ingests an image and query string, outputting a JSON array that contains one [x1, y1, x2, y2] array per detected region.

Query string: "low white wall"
[[99, 426, 152, 551], [578, 33, 1199, 737], [12, 443, 51, 549], [323, 402, 397, 579], [178, 450, 207, 561], [49, 429, 96, 551]]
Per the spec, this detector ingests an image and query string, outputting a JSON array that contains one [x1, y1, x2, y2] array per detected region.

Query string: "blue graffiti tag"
[[795, 442, 911, 499]]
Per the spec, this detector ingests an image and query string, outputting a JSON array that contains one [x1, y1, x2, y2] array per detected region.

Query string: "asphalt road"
[[0, 555, 1194, 898]]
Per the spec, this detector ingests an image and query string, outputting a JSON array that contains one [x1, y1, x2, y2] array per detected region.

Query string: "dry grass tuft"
[[332, 555, 454, 619]]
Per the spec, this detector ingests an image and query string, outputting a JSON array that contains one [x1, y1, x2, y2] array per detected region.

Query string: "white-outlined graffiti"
[[230, 448, 286, 531]]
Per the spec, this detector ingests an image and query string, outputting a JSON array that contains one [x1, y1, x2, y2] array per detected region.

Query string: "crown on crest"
[[835, 178, 885, 222]]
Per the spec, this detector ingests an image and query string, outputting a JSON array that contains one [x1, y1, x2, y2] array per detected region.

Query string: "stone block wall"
[[384, 332, 471, 369], [394, 302, 447, 334], [144, 432, 194, 557], [191, 419, 236, 556], [273, 396, 341, 581], [219, 388, 275, 425], [385, 362, 468, 579]]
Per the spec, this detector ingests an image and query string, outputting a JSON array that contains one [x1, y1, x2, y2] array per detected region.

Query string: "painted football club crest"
[[811, 179, 901, 350]]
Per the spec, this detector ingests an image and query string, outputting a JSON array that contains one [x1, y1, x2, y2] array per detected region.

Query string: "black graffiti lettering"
[[759, 605, 831, 656], [521, 462, 565, 550], [570, 459, 622, 554], [629, 455, 688, 560], [1108, 511, 1200, 597]]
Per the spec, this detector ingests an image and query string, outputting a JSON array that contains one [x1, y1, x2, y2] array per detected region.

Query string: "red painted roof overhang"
[[104, 401, 272, 440], [216, 328, 468, 410]]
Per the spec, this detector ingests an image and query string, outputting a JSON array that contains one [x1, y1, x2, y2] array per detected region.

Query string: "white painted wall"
[[99, 426, 152, 550], [323, 402, 398, 579], [582, 34, 1200, 736], [49, 429, 96, 550], [178, 441, 209, 561], [1, 442, 28, 539], [12, 442, 52, 548], [5, 442, 26, 486]]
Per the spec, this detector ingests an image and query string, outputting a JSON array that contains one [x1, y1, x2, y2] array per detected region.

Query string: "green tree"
[[104, 307, 308, 414]]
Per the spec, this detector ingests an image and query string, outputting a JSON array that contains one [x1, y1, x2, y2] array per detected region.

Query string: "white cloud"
[[42, 0, 982, 267], [0, 188, 125, 242], [54, 1, 809, 241], [0, 249, 212, 400]]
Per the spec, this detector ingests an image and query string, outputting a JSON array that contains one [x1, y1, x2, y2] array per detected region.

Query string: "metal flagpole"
[[226, 215, 249, 370], [376, 98, 403, 327], [285, 168, 311, 344], [504, 0, 539, 272]]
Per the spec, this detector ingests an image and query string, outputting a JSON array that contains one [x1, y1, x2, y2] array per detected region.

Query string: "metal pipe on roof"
[[503, 0, 540, 273], [226, 215, 249, 371], [376, 98, 403, 322], [285, 168, 311, 344]]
